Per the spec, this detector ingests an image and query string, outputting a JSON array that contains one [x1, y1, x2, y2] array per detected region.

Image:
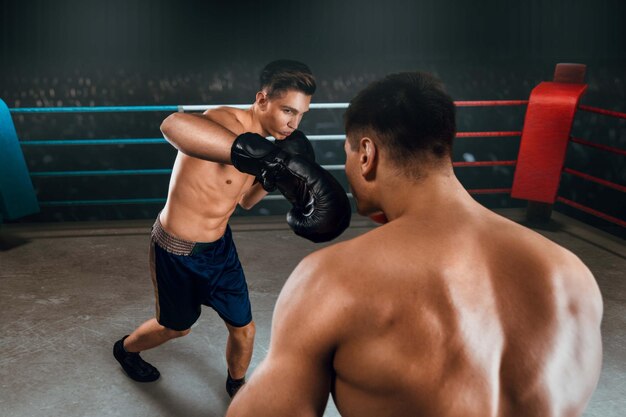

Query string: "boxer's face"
[[257, 89, 311, 139]]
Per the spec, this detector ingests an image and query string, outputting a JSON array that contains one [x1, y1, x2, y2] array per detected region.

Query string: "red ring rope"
[[454, 100, 529, 107], [453, 161, 516, 167], [452, 96, 625, 229], [556, 197, 626, 228], [467, 188, 512, 195], [456, 131, 522, 138], [578, 105, 626, 120], [569, 137, 626, 157], [563, 168, 626, 193]]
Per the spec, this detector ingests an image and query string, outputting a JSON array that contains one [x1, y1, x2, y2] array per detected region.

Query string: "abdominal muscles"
[[161, 153, 253, 241]]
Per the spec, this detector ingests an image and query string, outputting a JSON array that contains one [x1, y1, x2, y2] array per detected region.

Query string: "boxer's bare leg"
[[225, 321, 256, 379], [113, 318, 190, 382], [124, 318, 191, 353]]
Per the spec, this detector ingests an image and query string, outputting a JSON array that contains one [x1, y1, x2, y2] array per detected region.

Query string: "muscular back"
[[328, 208, 602, 417]]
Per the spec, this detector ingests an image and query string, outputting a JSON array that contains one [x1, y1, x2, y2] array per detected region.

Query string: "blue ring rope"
[[39, 198, 167, 206], [29, 162, 506, 179], [38, 193, 354, 206], [21, 138, 167, 146], [11, 103, 350, 207], [10, 105, 179, 113], [9, 103, 350, 114], [31, 169, 173, 177], [30, 165, 345, 178], [19, 135, 346, 146]]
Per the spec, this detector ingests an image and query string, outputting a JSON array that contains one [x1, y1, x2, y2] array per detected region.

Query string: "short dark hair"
[[259, 60, 316, 98], [344, 72, 456, 179]]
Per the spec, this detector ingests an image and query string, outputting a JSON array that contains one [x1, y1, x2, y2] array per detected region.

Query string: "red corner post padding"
[[511, 80, 587, 203]]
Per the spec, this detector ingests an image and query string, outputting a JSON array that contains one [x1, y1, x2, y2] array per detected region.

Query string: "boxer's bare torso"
[[159, 89, 311, 242], [160, 107, 263, 242], [227, 177, 603, 417]]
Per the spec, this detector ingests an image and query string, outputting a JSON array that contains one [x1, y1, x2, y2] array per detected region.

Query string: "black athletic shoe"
[[226, 370, 246, 398], [113, 335, 160, 382]]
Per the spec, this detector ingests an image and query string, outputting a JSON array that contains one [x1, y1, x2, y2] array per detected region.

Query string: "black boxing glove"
[[231, 133, 351, 242], [273, 154, 351, 242], [229, 133, 281, 191], [274, 130, 316, 163]]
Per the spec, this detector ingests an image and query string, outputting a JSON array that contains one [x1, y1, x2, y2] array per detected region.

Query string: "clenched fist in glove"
[[231, 132, 351, 243]]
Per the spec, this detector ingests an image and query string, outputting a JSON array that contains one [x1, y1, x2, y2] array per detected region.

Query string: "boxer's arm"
[[239, 182, 268, 209], [226, 255, 341, 417], [160, 111, 237, 164]]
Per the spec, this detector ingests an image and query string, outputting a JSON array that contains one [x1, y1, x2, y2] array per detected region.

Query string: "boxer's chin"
[[274, 131, 291, 140]]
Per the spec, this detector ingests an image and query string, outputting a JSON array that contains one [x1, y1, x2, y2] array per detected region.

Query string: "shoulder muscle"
[[202, 107, 246, 135]]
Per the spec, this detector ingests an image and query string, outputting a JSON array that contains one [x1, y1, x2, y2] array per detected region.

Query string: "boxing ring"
[[1, 65, 624, 235], [0, 64, 625, 417]]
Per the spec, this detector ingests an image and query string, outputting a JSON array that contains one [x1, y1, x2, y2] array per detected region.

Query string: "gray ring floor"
[[1, 209, 624, 417]]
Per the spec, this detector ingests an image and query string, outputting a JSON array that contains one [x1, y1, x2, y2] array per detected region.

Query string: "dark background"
[[0, 0, 624, 236]]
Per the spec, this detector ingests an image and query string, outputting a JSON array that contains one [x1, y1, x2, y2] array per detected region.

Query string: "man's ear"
[[256, 91, 269, 110], [359, 137, 378, 180]]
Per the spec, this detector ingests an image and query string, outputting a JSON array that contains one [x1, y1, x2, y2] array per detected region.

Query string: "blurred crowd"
[[2, 62, 624, 111], [2, 62, 624, 141], [1, 62, 623, 234]]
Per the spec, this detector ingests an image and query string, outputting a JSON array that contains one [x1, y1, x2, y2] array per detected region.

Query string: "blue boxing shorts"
[[148, 216, 252, 331]]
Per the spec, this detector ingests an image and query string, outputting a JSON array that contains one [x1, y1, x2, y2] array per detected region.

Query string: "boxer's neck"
[[377, 166, 476, 223], [247, 105, 270, 137]]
